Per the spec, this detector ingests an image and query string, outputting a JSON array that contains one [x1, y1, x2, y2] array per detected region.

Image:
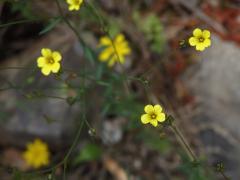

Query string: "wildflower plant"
[[189, 28, 211, 51], [23, 139, 50, 169], [98, 33, 131, 67], [141, 104, 166, 127], [37, 48, 62, 76], [66, 0, 83, 11], [0, 0, 230, 179]]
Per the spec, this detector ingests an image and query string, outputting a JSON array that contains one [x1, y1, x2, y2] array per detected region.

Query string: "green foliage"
[[133, 12, 165, 54], [138, 128, 172, 154], [74, 143, 102, 164], [178, 154, 214, 180], [10, 0, 35, 19], [39, 17, 62, 35], [66, 96, 77, 106], [12, 168, 46, 180], [0, 1, 222, 179]]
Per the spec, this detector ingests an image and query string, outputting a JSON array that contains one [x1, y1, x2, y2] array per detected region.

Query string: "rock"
[[0, 26, 82, 149], [183, 34, 240, 179], [100, 117, 125, 145]]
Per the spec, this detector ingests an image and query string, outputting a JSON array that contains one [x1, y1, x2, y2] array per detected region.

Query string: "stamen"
[[199, 37, 204, 42], [47, 57, 55, 64], [151, 114, 156, 119]]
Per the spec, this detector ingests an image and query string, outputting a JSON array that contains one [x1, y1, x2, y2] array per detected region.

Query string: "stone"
[[0, 26, 82, 149], [183, 34, 240, 179]]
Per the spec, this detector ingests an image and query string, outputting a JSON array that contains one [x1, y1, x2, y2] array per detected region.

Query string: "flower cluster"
[[141, 104, 166, 127], [37, 48, 62, 76], [66, 0, 83, 11], [189, 28, 211, 51], [98, 34, 131, 67], [23, 139, 50, 169]]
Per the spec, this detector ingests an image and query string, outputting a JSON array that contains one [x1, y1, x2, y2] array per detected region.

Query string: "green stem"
[[55, 0, 86, 48], [170, 123, 197, 162], [86, 1, 130, 95], [0, 19, 38, 28], [220, 171, 230, 180], [0, 67, 31, 71], [169, 121, 229, 180]]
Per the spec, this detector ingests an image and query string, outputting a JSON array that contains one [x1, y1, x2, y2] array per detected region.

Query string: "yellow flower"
[[23, 139, 50, 169], [189, 28, 211, 51], [98, 33, 131, 67], [66, 0, 83, 11], [37, 48, 62, 76], [141, 104, 166, 127]]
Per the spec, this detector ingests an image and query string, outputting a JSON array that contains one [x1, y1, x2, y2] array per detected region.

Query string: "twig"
[[169, 0, 227, 34], [170, 122, 197, 162]]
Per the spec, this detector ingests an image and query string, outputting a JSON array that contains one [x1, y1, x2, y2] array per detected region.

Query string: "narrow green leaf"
[[74, 143, 102, 164], [83, 46, 96, 65], [39, 17, 62, 35], [66, 97, 77, 106]]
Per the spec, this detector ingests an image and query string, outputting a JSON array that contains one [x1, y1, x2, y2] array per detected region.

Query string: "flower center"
[[151, 114, 156, 119], [46, 57, 55, 64], [198, 37, 204, 42], [74, 0, 80, 4]]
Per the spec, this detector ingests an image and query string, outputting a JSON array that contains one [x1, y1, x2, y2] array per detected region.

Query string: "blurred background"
[[0, 0, 240, 179]]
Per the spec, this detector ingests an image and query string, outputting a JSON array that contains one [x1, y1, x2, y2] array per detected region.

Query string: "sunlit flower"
[[23, 139, 50, 169], [66, 0, 83, 11], [189, 28, 211, 51], [98, 33, 131, 67], [141, 104, 166, 127], [37, 48, 62, 76]]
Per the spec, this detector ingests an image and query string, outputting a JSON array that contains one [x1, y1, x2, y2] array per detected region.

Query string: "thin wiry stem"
[[0, 19, 38, 28], [0, 67, 31, 71], [54, 1, 90, 179], [86, 1, 131, 95], [55, 0, 86, 48], [170, 123, 197, 162], [169, 120, 230, 180]]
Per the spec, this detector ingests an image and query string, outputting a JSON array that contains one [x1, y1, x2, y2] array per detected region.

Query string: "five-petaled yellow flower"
[[98, 33, 131, 67], [23, 139, 50, 169], [37, 48, 62, 76], [141, 104, 166, 127], [189, 28, 211, 51], [66, 0, 83, 11]]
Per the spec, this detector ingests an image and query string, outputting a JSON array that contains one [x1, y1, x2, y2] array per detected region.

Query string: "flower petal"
[[69, 6, 74, 11], [37, 57, 46, 67], [51, 63, 60, 73], [193, 28, 202, 37], [189, 37, 198, 46], [99, 47, 113, 62], [154, 105, 163, 113], [100, 37, 112, 46], [141, 114, 150, 124], [203, 39, 211, 47], [115, 34, 125, 43], [144, 105, 154, 114], [52, 52, 62, 62], [108, 56, 117, 67], [196, 43, 205, 51], [203, 30, 210, 39], [150, 119, 158, 127], [41, 48, 52, 57], [156, 113, 166, 122], [41, 67, 51, 76]]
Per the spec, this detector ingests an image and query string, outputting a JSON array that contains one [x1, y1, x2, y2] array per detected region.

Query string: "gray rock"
[[183, 35, 240, 179], [0, 26, 83, 149]]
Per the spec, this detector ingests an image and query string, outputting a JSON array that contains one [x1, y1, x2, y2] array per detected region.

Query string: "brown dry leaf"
[[103, 156, 127, 180], [2, 148, 29, 171]]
